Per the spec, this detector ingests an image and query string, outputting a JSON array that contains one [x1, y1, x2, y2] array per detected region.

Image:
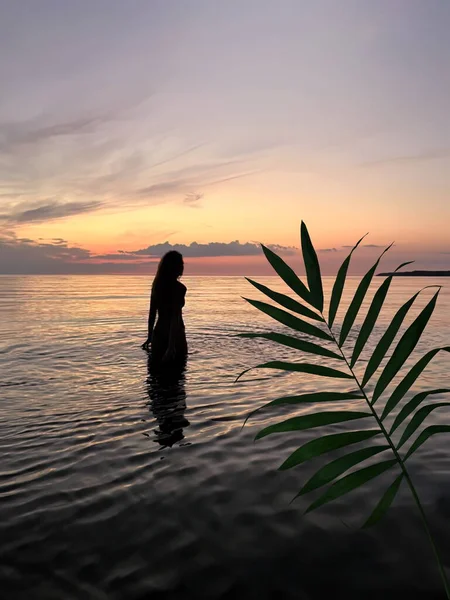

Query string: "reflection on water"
[[145, 355, 190, 447]]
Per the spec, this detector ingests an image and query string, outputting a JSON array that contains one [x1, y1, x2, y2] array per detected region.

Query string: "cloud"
[[264, 244, 297, 255], [0, 115, 110, 151], [132, 165, 260, 203], [92, 252, 152, 261], [147, 143, 207, 170], [361, 148, 450, 168], [0, 233, 154, 273], [122, 240, 295, 259], [0, 234, 295, 273], [0, 234, 92, 274], [0, 200, 103, 224], [0, 109, 269, 229], [318, 247, 338, 253], [135, 181, 188, 198], [2, 230, 448, 274], [184, 192, 203, 207], [341, 244, 386, 249]]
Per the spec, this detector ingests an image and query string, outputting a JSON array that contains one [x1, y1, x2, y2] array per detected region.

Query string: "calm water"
[[1, 275, 450, 599]]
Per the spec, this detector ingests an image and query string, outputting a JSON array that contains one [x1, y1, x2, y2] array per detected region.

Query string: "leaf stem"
[[324, 317, 450, 598]]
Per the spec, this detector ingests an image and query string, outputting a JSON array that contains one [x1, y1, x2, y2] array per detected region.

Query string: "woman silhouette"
[[141, 251, 188, 366]]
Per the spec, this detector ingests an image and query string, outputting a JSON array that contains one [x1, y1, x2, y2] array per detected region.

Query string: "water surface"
[[1, 275, 450, 599]]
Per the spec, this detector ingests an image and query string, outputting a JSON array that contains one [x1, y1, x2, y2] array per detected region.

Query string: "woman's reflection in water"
[[146, 355, 190, 447]]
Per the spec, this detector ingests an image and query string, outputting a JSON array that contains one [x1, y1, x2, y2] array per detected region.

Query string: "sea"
[[1, 275, 450, 599]]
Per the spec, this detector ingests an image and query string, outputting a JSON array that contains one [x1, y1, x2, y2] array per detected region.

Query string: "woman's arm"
[[147, 292, 157, 337], [142, 292, 157, 350]]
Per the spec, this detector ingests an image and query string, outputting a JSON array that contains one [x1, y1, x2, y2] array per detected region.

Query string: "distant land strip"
[[377, 270, 450, 277]]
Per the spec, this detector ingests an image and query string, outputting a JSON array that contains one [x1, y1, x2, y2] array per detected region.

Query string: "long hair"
[[152, 251, 184, 301]]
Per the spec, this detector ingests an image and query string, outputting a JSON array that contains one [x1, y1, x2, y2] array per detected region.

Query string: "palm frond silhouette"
[[237, 222, 450, 596]]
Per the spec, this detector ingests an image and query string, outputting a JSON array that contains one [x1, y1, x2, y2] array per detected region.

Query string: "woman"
[[141, 251, 187, 366]]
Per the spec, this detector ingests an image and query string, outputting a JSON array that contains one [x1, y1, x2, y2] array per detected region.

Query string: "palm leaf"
[[338, 244, 393, 348], [371, 291, 440, 405], [296, 445, 389, 497], [245, 278, 322, 321], [255, 411, 371, 440], [237, 332, 343, 361], [350, 261, 414, 368], [363, 474, 404, 528], [239, 223, 450, 597], [300, 221, 324, 312], [243, 298, 332, 341], [380, 347, 450, 420], [261, 244, 312, 306], [305, 459, 397, 513], [390, 389, 450, 435], [397, 403, 450, 449], [244, 391, 364, 426], [235, 360, 352, 382], [328, 234, 367, 328], [361, 287, 439, 387], [279, 430, 382, 470], [404, 426, 450, 461]]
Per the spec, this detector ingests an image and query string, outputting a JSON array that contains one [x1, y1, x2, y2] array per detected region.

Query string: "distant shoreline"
[[378, 270, 450, 277]]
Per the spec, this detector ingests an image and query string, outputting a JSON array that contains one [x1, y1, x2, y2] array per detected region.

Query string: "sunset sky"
[[1, 0, 449, 274]]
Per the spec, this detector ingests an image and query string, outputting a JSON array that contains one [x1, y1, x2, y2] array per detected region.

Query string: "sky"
[[1, 0, 450, 275]]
